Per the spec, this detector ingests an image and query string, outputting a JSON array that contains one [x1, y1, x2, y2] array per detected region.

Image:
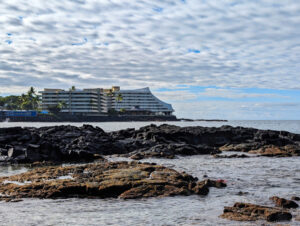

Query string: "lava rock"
[[291, 196, 300, 201], [8, 146, 25, 158], [0, 161, 224, 200], [0, 124, 300, 163], [270, 196, 299, 209], [220, 202, 292, 222]]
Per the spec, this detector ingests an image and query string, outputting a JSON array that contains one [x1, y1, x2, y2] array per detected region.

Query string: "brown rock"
[[295, 214, 300, 221], [220, 202, 292, 222], [0, 161, 224, 200], [249, 145, 299, 157], [270, 196, 299, 209]]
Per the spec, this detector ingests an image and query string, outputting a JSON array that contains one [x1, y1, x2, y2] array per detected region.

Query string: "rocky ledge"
[[0, 161, 226, 200], [220, 202, 293, 222], [270, 196, 299, 209], [0, 124, 300, 164]]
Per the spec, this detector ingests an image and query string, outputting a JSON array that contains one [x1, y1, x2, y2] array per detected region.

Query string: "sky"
[[0, 0, 300, 119]]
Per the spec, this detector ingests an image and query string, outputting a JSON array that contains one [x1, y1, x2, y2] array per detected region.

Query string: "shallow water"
[[0, 121, 299, 225]]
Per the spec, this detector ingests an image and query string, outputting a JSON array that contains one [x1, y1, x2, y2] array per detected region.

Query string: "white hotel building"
[[39, 86, 174, 116]]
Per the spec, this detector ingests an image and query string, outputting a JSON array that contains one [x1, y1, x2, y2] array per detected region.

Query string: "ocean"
[[0, 120, 299, 225]]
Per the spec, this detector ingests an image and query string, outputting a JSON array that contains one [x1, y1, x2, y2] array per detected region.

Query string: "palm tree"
[[106, 89, 114, 97], [57, 101, 67, 110], [20, 94, 30, 110], [21, 87, 40, 110], [27, 86, 36, 97], [116, 93, 123, 102]]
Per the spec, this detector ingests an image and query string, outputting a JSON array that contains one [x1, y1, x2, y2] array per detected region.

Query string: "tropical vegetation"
[[0, 87, 40, 110]]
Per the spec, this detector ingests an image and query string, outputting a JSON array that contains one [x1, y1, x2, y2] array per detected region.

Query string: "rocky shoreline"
[[0, 124, 299, 164], [0, 124, 299, 224]]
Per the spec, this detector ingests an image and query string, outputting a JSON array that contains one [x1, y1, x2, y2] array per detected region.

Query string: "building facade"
[[39, 87, 174, 116]]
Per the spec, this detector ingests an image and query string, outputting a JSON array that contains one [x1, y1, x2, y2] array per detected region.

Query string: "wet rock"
[[270, 196, 299, 209], [0, 161, 224, 200], [291, 196, 300, 201], [8, 147, 25, 158], [219, 143, 260, 152], [220, 202, 292, 222], [236, 191, 249, 196], [249, 145, 300, 157], [213, 154, 251, 158], [0, 124, 300, 163], [0, 125, 117, 164], [0, 148, 8, 156]]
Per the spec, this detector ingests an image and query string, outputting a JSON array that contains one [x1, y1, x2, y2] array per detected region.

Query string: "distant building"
[[39, 86, 174, 116]]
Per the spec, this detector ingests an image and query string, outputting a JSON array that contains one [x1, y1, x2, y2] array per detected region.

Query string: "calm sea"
[[0, 120, 299, 225]]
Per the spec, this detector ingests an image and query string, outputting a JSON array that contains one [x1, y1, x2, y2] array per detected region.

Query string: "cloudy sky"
[[1, 0, 300, 119]]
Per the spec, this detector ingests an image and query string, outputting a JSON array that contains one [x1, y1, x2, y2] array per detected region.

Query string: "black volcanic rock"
[[0, 124, 300, 164]]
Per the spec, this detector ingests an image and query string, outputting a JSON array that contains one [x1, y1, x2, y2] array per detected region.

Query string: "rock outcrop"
[[0, 161, 226, 200], [291, 196, 300, 201], [220, 202, 292, 222], [0, 124, 300, 163], [111, 124, 300, 158], [0, 125, 121, 164], [270, 196, 299, 209]]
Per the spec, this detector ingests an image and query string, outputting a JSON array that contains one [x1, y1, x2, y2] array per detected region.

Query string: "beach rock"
[[220, 202, 292, 222], [127, 143, 218, 160], [213, 154, 251, 158], [248, 145, 300, 157], [219, 143, 260, 152], [0, 125, 117, 164], [270, 196, 299, 209], [291, 196, 300, 201], [7, 146, 25, 158], [0, 161, 224, 200], [0, 124, 300, 163]]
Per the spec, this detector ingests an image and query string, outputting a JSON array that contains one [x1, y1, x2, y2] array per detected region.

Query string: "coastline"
[[0, 123, 299, 224], [0, 115, 229, 123], [0, 115, 178, 122]]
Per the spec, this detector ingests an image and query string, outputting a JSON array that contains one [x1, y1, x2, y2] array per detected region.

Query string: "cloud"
[[154, 90, 197, 101], [173, 101, 300, 120], [199, 88, 287, 99], [0, 0, 300, 118]]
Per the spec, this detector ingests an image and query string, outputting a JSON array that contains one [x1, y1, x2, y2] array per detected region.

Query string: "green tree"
[[116, 93, 123, 102], [3, 96, 22, 110], [57, 101, 67, 110], [119, 108, 126, 115], [19, 87, 40, 110], [106, 90, 114, 97], [0, 97, 5, 108], [0, 87, 40, 111], [47, 101, 66, 115], [107, 108, 118, 115]]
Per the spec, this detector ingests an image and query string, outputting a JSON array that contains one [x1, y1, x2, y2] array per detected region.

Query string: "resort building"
[[39, 86, 174, 116]]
